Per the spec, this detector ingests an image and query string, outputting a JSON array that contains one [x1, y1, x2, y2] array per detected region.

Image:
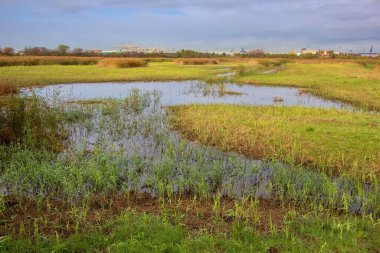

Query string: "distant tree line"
[[0, 45, 94, 56], [0, 45, 378, 59]]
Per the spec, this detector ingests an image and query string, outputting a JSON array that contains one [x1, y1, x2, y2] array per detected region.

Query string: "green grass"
[[1, 210, 379, 253], [0, 62, 228, 88], [235, 62, 380, 110], [171, 105, 380, 179]]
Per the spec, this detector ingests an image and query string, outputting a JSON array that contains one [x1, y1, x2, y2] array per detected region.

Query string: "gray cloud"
[[0, 0, 379, 52]]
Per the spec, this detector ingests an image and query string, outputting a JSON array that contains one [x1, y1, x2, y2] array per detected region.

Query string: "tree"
[[24, 46, 49, 55], [2, 47, 15, 55], [57, 44, 70, 55], [72, 48, 84, 55]]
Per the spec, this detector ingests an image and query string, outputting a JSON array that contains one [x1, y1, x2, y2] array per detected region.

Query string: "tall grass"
[[176, 58, 220, 65], [0, 94, 75, 151], [97, 58, 148, 68], [0, 56, 100, 67], [257, 59, 294, 67]]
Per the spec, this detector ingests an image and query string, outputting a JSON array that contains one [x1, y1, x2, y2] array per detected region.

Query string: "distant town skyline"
[[1, 0, 379, 53]]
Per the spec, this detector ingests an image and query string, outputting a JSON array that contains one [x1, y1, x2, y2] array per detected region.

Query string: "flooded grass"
[[0, 91, 379, 252]]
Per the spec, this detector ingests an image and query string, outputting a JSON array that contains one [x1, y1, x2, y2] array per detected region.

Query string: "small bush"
[[234, 65, 255, 77], [176, 58, 220, 65], [257, 59, 293, 67], [97, 58, 148, 68], [0, 95, 66, 151]]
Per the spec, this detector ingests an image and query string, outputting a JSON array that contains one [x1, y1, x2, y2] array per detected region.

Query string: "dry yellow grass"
[[0, 56, 101, 66], [97, 58, 148, 68], [175, 58, 220, 65]]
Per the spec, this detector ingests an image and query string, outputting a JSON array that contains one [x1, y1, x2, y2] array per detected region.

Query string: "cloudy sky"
[[0, 0, 379, 52]]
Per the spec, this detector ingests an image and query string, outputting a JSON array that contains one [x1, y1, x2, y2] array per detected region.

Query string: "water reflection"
[[24, 81, 350, 109]]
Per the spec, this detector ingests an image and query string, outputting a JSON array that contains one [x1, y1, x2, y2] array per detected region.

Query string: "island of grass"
[[171, 105, 380, 180]]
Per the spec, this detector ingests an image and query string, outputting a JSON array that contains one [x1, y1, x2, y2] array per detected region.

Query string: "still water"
[[25, 80, 349, 109]]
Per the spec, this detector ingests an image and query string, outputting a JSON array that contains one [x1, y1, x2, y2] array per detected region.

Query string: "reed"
[[0, 56, 100, 67], [97, 58, 148, 68], [176, 58, 220, 65]]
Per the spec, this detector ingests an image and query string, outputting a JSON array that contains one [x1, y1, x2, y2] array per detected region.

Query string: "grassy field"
[[0, 62, 229, 88], [235, 61, 380, 110]]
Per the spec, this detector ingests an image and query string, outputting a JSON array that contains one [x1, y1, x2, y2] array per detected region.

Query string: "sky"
[[0, 0, 379, 53]]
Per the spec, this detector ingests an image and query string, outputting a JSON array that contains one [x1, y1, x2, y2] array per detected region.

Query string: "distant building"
[[87, 49, 102, 54], [318, 50, 334, 58], [359, 53, 379, 57], [240, 48, 247, 54], [301, 48, 317, 55], [358, 46, 379, 57], [214, 51, 233, 56], [116, 44, 169, 54], [101, 50, 119, 54], [98, 44, 169, 55], [247, 49, 265, 56]]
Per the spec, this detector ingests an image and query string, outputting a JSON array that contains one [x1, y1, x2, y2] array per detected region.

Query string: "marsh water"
[[16, 82, 377, 216], [25, 80, 349, 109]]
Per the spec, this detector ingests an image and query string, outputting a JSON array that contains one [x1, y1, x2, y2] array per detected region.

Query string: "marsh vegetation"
[[0, 57, 380, 252]]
